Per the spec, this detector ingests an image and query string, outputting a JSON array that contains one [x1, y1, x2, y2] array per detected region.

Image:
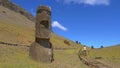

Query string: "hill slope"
[[89, 45, 120, 68], [0, 0, 34, 21], [0, 4, 80, 48], [0, 1, 120, 68], [0, 4, 86, 68], [0, 3, 86, 68], [0, 5, 34, 45]]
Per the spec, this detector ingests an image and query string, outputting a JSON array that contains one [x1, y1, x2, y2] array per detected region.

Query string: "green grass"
[[0, 5, 120, 68], [0, 20, 80, 48], [0, 45, 35, 68], [89, 45, 120, 58], [0, 20, 34, 45], [88, 45, 120, 68], [0, 44, 89, 68], [0, 20, 86, 68]]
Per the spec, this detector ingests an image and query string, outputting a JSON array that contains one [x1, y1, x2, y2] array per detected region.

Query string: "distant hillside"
[[89, 44, 120, 58], [0, 0, 34, 21]]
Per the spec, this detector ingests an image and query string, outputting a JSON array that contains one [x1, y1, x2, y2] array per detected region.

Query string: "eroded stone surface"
[[29, 6, 53, 63]]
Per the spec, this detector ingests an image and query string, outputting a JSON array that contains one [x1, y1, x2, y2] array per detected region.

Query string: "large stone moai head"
[[36, 6, 51, 40], [29, 6, 53, 63]]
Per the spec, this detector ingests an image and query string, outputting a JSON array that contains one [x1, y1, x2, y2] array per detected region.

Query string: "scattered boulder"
[[91, 46, 94, 49], [95, 57, 103, 59], [64, 40, 70, 46], [100, 45, 104, 48], [75, 41, 81, 44], [2, 10, 6, 13]]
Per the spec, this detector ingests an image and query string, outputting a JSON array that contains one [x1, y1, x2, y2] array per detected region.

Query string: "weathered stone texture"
[[30, 42, 51, 62], [36, 6, 51, 39], [29, 6, 53, 63]]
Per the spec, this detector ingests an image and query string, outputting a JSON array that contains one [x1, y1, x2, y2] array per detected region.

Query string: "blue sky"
[[11, 0, 120, 48]]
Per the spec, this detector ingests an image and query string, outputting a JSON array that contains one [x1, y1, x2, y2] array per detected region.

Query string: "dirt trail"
[[79, 56, 112, 68], [0, 41, 30, 47]]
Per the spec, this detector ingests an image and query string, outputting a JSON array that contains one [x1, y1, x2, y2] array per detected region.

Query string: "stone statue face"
[[35, 6, 51, 39], [40, 21, 49, 29], [37, 9, 51, 16]]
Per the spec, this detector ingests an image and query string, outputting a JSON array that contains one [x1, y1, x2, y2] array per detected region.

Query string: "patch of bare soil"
[[79, 56, 112, 68]]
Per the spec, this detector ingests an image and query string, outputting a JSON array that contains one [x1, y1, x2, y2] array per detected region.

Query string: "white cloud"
[[63, 0, 110, 6], [52, 21, 68, 31]]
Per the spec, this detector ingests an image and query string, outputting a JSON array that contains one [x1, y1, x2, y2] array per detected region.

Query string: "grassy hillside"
[[0, 44, 89, 68], [89, 45, 120, 58], [0, 4, 120, 68], [0, 5, 86, 68], [0, 20, 34, 45], [88, 45, 120, 68], [0, 5, 34, 45], [0, 5, 80, 48]]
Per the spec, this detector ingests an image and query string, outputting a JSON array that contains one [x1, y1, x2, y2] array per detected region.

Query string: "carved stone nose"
[[29, 6, 53, 63]]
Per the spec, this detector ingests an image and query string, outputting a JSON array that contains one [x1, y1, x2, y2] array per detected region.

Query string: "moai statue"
[[29, 6, 53, 62]]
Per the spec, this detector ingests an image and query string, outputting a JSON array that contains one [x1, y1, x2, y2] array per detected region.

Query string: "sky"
[[11, 0, 120, 48]]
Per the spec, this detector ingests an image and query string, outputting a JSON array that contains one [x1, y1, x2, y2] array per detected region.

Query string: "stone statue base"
[[29, 42, 53, 62]]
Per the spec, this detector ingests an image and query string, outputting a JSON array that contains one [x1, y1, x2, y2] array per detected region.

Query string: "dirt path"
[[79, 56, 112, 68], [0, 41, 30, 47]]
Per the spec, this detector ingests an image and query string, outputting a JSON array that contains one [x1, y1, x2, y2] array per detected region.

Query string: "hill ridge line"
[[0, 0, 34, 21]]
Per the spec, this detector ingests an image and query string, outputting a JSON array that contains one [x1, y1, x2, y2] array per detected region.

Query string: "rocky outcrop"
[[0, 0, 34, 21]]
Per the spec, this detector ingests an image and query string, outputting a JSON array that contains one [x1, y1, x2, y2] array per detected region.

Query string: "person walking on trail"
[[78, 45, 88, 58], [82, 45, 87, 58]]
